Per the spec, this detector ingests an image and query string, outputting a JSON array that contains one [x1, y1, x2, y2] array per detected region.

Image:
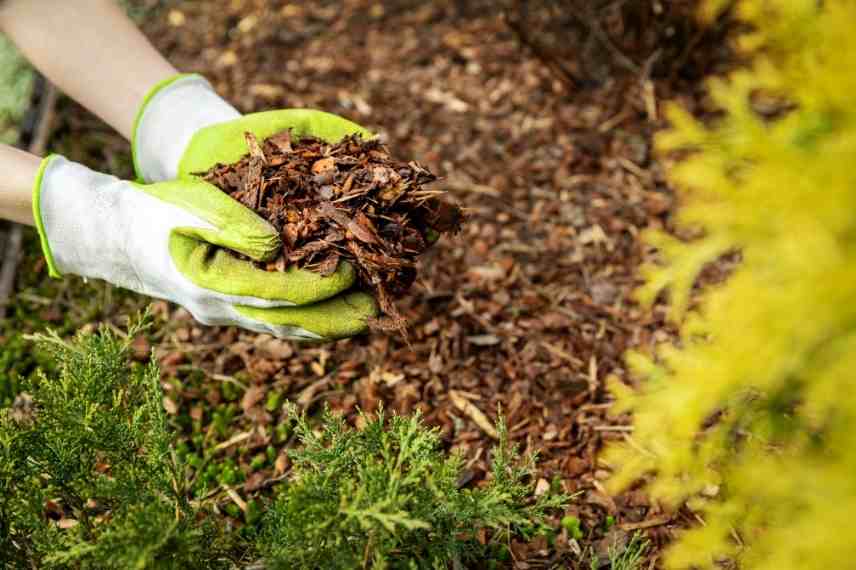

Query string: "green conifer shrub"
[[0, 317, 229, 568], [261, 405, 565, 569], [605, 1, 856, 569], [1, 315, 564, 569]]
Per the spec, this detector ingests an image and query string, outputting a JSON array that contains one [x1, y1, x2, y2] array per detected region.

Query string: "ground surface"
[[2, 1, 736, 567]]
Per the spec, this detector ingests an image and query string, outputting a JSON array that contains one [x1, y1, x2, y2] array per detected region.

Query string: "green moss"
[[561, 515, 583, 540], [265, 390, 284, 412]]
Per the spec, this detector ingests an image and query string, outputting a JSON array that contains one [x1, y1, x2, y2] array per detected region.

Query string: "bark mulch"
[[200, 131, 462, 330]]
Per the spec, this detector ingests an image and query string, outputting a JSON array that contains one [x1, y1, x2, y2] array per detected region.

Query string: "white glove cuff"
[[132, 74, 240, 183], [34, 155, 216, 296], [35, 155, 129, 279]]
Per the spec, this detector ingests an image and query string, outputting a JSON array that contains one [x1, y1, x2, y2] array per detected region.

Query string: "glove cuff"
[[32, 155, 62, 278], [33, 155, 138, 285], [131, 73, 240, 183]]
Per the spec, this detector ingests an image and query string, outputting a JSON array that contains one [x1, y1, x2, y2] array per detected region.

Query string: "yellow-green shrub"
[[605, 1, 856, 569]]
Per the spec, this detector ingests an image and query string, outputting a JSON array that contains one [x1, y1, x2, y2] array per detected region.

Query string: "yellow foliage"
[[604, 1, 856, 568]]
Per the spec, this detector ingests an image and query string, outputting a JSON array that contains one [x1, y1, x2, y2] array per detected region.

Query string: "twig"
[[192, 484, 226, 505], [618, 514, 672, 531], [296, 374, 333, 408], [193, 471, 291, 512], [213, 430, 253, 451], [211, 372, 250, 392], [244, 472, 289, 493], [0, 81, 59, 319], [449, 390, 499, 440], [14, 292, 53, 305], [593, 425, 634, 432], [27, 81, 58, 158], [224, 485, 247, 513], [0, 225, 8, 270]]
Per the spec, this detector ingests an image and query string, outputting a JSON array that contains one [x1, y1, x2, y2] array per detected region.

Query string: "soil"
[[200, 131, 462, 328], [24, 0, 740, 567]]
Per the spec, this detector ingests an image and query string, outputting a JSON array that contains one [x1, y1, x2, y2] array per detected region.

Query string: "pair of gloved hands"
[[35, 74, 377, 340]]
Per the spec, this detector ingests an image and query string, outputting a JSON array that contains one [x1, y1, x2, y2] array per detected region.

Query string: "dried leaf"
[[467, 334, 501, 346], [244, 132, 266, 208], [274, 452, 289, 475], [57, 518, 79, 529]]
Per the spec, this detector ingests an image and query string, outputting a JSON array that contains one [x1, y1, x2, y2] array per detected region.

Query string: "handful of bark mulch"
[[198, 130, 463, 331]]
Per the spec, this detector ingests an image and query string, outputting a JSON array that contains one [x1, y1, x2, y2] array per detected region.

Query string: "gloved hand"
[[32, 155, 375, 340], [127, 73, 378, 339], [132, 74, 374, 182]]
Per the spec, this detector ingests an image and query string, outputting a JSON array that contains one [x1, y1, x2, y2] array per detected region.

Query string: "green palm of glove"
[[141, 178, 373, 339], [179, 109, 374, 175], [34, 152, 374, 341], [175, 110, 378, 338]]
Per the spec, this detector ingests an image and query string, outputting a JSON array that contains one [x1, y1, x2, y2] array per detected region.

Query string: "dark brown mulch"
[[39, 1, 738, 567], [200, 131, 462, 327]]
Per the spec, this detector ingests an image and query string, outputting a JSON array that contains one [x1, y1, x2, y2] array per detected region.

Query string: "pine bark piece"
[[198, 131, 463, 329], [244, 132, 267, 210]]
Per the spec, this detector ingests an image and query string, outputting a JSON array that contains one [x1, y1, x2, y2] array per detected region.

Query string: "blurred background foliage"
[[0, 35, 34, 145], [606, 0, 856, 568]]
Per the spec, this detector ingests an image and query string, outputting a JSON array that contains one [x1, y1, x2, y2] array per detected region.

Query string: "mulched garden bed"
[[38, 1, 737, 567]]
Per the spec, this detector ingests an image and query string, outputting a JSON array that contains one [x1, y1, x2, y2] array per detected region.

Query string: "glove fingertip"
[[233, 290, 378, 340]]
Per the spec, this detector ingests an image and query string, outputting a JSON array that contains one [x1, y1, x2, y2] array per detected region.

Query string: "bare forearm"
[[0, 144, 40, 225], [0, 0, 177, 140]]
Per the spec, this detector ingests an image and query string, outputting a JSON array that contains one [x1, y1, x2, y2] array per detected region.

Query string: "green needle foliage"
[[261, 404, 567, 569], [606, 533, 649, 570], [0, 313, 227, 569], [1, 314, 563, 569], [605, 1, 856, 569]]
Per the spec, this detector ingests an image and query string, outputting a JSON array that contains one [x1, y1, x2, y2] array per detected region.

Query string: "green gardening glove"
[[127, 74, 379, 339], [33, 155, 374, 341]]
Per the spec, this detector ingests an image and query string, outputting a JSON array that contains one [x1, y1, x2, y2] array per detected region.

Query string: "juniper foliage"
[[0, 315, 229, 569], [260, 404, 566, 569], [605, 1, 856, 569], [1, 315, 563, 569]]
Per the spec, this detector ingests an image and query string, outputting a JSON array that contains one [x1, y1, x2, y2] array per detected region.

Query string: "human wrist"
[[0, 144, 40, 226], [132, 74, 240, 183]]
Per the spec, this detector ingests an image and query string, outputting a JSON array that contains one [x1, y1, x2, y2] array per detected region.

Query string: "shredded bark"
[[198, 132, 463, 329]]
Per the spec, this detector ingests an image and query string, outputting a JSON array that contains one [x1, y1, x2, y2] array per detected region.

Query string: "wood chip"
[[449, 390, 498, 440], [199, 131, 463, 328]]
